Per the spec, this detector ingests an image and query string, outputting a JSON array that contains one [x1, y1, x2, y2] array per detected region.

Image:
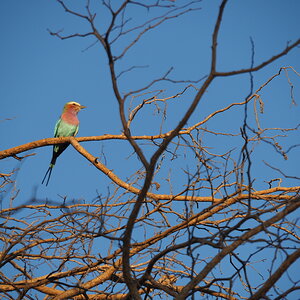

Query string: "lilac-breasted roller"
[[42, 101, 86, 186]]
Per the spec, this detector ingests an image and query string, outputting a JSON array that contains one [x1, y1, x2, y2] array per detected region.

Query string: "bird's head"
[[64, 101, 86, 113]]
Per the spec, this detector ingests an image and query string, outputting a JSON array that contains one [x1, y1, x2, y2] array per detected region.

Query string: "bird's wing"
[[74, 125, 79, 136], [54, 119, 62, 137]]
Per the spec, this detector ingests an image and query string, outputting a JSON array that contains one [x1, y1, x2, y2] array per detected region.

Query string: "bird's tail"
[[41, 164, 54, 186]]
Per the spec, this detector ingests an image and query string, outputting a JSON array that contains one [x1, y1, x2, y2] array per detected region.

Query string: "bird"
[[42, 101, 86, 186]]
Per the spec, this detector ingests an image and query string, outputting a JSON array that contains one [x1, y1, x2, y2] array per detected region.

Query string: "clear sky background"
[[1, 1, 300, 297], [1, 0, 299, 201]]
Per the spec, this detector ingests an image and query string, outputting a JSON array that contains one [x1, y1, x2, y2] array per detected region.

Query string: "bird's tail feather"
[[41, 164, 54, 186]]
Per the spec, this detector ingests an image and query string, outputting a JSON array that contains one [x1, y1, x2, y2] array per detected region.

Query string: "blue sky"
[[1, 0, 299, 202], [1, 1, 300, 297]]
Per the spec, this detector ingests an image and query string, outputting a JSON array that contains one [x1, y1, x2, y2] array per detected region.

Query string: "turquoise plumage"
[[42, 101, 85, 186]]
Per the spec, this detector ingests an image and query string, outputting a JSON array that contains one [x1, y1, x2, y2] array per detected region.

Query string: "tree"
[[1, 1, 300, 299]]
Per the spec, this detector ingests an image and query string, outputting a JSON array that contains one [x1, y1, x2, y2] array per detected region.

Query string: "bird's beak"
[[80, 105, 86, 109]]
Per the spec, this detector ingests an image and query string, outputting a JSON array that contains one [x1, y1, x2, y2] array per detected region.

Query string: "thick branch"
[[249, 248, 300, 300]]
